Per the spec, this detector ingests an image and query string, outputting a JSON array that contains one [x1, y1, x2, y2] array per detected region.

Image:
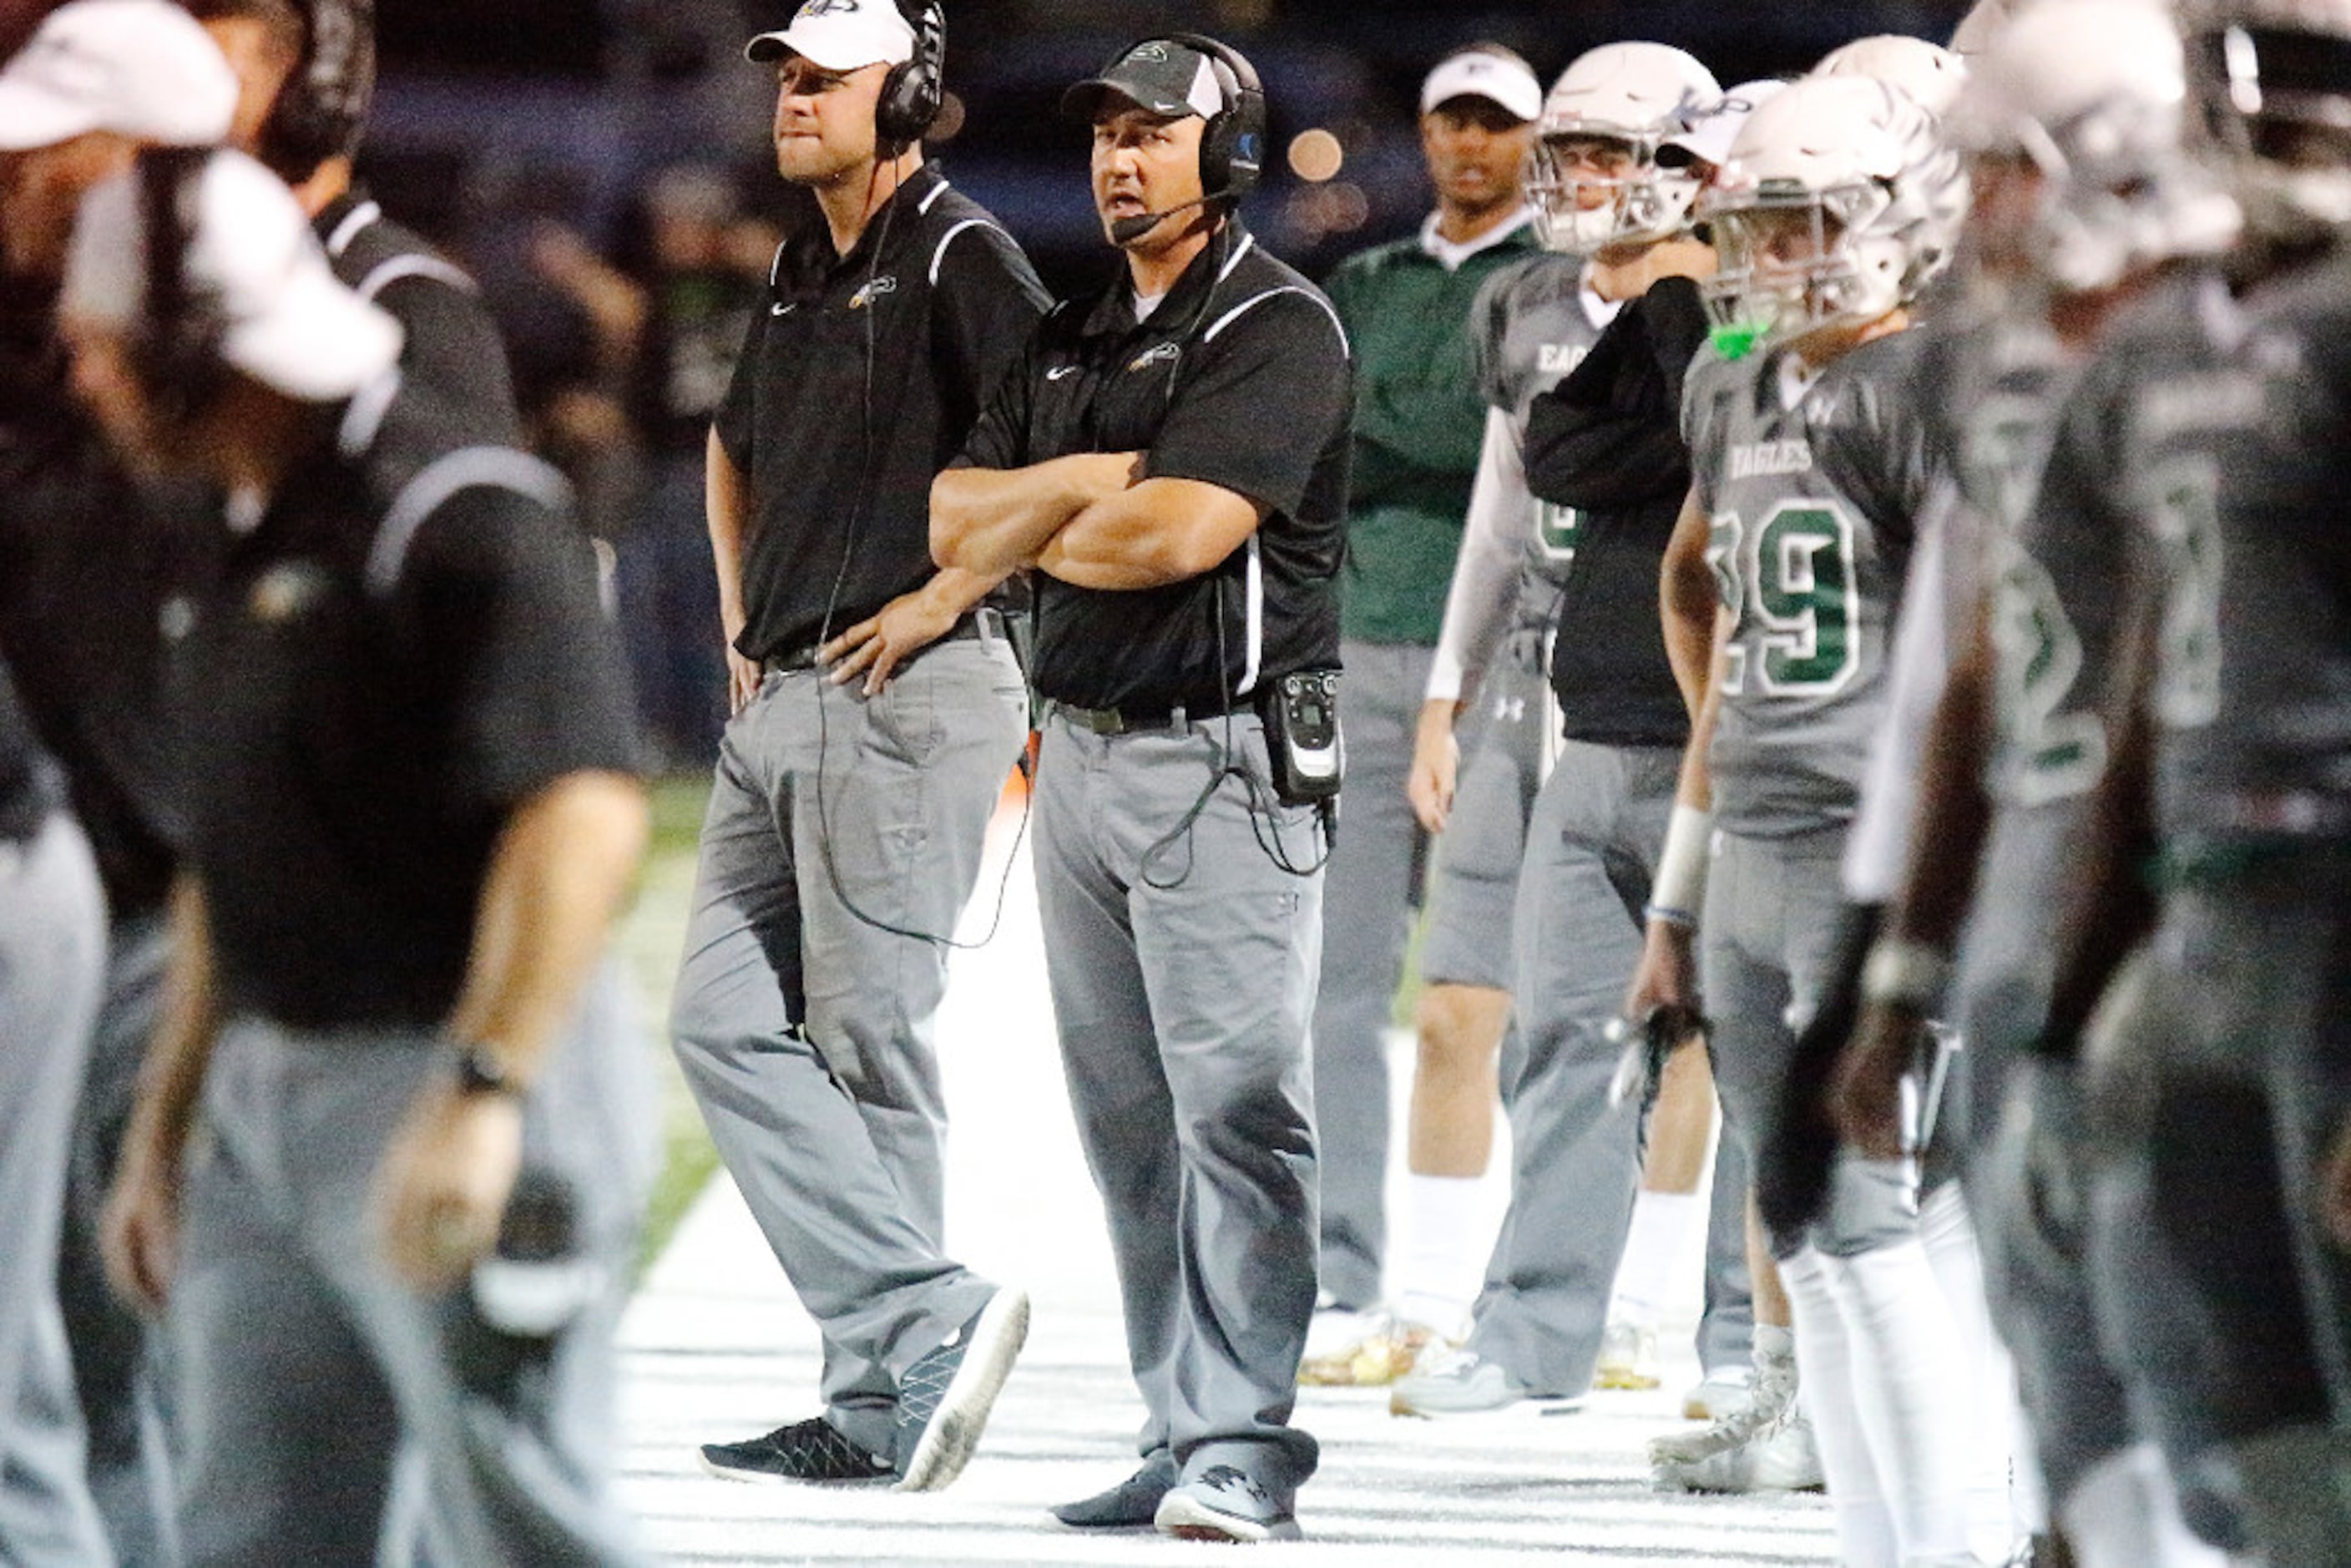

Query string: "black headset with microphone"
[[1101, 33, 1268, 245], [875, 0, 947, 152]]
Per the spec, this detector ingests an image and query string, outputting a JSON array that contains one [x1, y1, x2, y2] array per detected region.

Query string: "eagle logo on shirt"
[[849, 276, 898, 310], [1128, 341, 1181, 373]]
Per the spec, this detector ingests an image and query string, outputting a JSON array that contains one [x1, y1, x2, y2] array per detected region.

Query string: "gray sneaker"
[[1154, 1466, 1300, 1542], [1650, 1340, 1795, 1466], [1653, 1405, 1825, 1493], [1389, 1347, 1583, 1418], [892, 1287, 1029, 1492]]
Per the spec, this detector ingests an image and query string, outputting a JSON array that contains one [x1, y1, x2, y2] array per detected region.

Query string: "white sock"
[[2060, 1441, 2231, 1568], [1782, 1247, 1898, 1568], [1823, 1237, 1976, 1565], [1394, 1173, 1488, 1335], [1919, 1182, 2030, 1552], [1609, 1188, 1698, 1326]]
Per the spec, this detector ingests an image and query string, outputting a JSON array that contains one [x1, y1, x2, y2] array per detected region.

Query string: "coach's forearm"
[[123, 877, 221, 1169], [1661, 488, 1718, 713], [442, 771, 648, 1088], [931, 453, 1137, 574]]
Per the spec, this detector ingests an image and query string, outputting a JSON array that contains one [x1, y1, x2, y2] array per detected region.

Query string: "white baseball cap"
[[1419, 48, 1543, 123], [1661, 79, 1788, 169], [0, 0, 235, 153], [64, 149, 402, 404], [746, 0, 916, 72]]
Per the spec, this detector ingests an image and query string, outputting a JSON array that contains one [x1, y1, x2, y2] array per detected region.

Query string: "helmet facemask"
[[2186, 18, 2351, 238], [1701, 180, 1903, 357], [1528, 122, 1701, 253]]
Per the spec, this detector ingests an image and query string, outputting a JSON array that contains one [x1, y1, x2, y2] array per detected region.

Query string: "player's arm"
[[1833, 589, 1998, 1157], [929, 453, 1146, 575], [1413, 410, 1534, 828], [706, 427, 761, 713], [1035, 478, 1264, 590], [101, 875, 220, 1313], [376, 768, 649, 1291], [1660, 485, 1718, 713]]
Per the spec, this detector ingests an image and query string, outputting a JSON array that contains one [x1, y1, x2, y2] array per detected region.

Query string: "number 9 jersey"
[[1682, 329, 1934, 837]]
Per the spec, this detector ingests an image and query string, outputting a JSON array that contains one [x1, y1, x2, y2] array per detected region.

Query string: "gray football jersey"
[[2133, 257, 2351, 840], [1472, 253, 1612, 639], [1683, 332, 1933, 837]]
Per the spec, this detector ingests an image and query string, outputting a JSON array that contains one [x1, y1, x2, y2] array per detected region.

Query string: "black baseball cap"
[[1061, 38, 1231, 123]]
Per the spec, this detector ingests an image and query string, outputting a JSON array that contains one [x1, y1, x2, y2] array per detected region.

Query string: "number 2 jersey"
[[1684, 331, 1934, 837]]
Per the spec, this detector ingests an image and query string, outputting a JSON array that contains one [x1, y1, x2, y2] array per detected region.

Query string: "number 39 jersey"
[[1684, 331, 1933, 837]]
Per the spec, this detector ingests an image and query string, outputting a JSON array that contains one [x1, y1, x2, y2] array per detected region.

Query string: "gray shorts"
[[1420, 655, 1548, 992], [1703, 826, 1919, 1259]]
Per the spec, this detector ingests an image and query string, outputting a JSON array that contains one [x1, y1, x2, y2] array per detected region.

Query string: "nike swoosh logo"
[[771, 302, 796, 316], [1046, 365, 1079, 381]]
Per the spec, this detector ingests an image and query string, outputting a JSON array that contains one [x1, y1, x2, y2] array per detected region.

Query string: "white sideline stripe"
[[364, 448, 570, 597], [1201, 284, 1348, 356], [324, 200, 380, 258], [356, 254, 478, 301]]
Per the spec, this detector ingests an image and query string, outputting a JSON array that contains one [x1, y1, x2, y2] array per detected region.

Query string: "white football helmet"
[[1954, 0, 2242, 291], [2178, 0, 2351, 236], [1948, 0, 2029, 58], [1701, 74, 1970, 352], [1526, 42, 1722, 253], [1817, 34, 1969, 119]]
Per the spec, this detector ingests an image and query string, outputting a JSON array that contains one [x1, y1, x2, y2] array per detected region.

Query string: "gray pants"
[[670, 638, 1024, 1457], [1704, 827, 1919, 1259], [53, 908, 177, 1567], [1312, 639, 1432, 1308], [1034, 709, 1322, 1501], [1418, 650, 1546, 994], [0, 815, 110, 1565], [171, 964, 654, 1565], [1468, 741, 1752, 1392]]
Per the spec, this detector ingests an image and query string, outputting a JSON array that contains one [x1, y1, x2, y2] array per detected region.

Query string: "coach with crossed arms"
[[933, 33, 1352, 1544]]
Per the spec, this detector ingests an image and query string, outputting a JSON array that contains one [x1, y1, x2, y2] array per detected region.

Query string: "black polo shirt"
[[1522, 275, 1705, 748], [317, 190, 522, 445], [179, 379, 641, 1031], [957, 222, 1353, 712], [0, 278, 201, 916], [715, 164, 1049, 662]]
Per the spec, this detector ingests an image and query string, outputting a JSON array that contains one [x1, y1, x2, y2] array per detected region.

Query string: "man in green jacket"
[[1303, 43, 1540, 1374]]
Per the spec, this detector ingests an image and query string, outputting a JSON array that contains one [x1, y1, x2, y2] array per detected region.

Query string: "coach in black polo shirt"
[[71, 148, 650, 1563], [933, 34, 1352, 1544], [667, 0, 1044, 1493]]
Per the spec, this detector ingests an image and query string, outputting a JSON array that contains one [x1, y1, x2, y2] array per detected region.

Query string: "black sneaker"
[[1052, 1449, 1177, 1529], [1153, 1464, 1301, 1542], [892, 1287, 1030, 1492], [698, 1417, 894, 1485]]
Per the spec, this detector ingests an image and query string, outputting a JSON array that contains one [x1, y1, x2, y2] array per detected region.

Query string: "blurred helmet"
[[1526, 41, 1721, 253], [1701, 73, 1970, 352], [2178, 0, 2351, 238], [1817, 34, 1969, 118], [1954, 0, 2241, 290], [1949, 0, 2030, 58]]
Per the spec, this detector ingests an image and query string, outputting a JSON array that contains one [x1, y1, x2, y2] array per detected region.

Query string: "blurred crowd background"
[[4, 0, 1971, 766]]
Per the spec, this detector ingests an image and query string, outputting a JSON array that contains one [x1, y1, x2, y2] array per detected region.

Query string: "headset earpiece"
[[1165, 32, 1266, 201], [260, 0, 377, 183], [133, 147, 230, 424], [875, 0, 946, 153]]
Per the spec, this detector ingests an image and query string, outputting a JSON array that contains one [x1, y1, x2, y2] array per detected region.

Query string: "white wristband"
[[1861, 938, 1953, 1011], [1650, 805, 1712, 928]]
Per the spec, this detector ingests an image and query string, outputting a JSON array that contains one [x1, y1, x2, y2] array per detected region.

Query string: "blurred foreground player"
[[81, 149, 655, 1565]]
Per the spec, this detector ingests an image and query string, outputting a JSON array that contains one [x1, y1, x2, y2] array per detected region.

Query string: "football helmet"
[[1817, 34, 1969, 119], [1701, 74, 1970, 354], [1954, 0, 2241, 291], [1526, 42, 1721, 253], [2178, 0, 2351, 235]]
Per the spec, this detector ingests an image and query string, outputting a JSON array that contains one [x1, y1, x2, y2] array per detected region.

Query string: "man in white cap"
[[0, 6, 236, 1560], [83, 144, 655, 1565], [667, 0, 1045, 1493], [1297, 42, 1545, 1388]]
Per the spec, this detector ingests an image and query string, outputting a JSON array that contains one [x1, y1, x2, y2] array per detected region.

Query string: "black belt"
[[1053, 696, 1240, 736], [762, 607, 1004, 678]]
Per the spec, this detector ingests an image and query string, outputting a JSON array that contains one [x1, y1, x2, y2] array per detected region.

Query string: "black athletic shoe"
[[892, 1287, 1030, 1492], [1052, 1450, 1178, 1529], [698, 1417, 894, 1485]]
